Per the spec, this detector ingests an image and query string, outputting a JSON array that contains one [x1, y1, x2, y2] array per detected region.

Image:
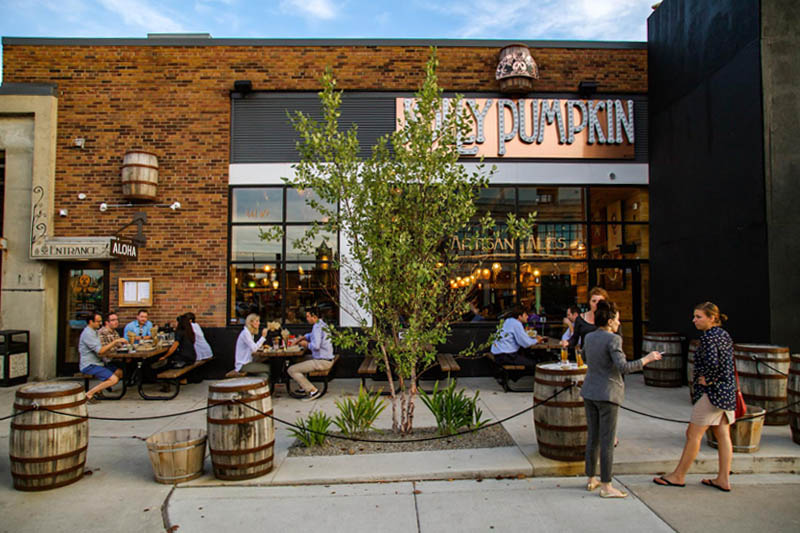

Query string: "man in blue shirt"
[[123, 309, 153, 341], [491, 306, 543, 369], [287, 307, 334, 401], [80, 311, 127, 401]]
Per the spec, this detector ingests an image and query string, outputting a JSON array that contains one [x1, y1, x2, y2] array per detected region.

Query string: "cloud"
[[280, 0, 338, 21], [98, 0, 186, 33], [422, 0, 651, 41]]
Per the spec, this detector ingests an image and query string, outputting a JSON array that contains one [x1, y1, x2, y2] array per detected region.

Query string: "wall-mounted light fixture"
[[78, 193, 87, 200], [99, 201, 181, 212], [233, 80, 252, 96], [72, 137, 86, 149], [578, 80, 599, 97]]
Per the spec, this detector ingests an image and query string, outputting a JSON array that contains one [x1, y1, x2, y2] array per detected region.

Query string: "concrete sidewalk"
[[1, 375, 799, 532]]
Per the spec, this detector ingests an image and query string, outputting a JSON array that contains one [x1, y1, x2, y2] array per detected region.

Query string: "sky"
[[0, 0, 656, 82]]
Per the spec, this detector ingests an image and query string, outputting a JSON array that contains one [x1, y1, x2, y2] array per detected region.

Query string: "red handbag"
[[733, 354, 747, 419]]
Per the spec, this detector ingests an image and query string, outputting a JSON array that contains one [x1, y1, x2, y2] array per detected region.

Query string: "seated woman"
[[160, 314, 197, 369], [234, 313, 270, 378]]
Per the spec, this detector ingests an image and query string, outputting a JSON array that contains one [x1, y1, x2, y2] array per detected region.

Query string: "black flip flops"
[[653, 476, 685, 487], [701, 478, 731, 492]]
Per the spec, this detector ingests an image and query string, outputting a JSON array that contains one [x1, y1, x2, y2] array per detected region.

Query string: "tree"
[[270, 49, 534, 433]]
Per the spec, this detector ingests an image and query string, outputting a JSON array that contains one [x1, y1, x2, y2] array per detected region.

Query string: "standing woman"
[[582, 300, 662, 498], [564, 287, 609, 353], [654, 302, 735, 491]]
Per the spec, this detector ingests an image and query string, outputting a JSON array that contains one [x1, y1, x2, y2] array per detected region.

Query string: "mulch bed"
[[287, 423, 515, 457]]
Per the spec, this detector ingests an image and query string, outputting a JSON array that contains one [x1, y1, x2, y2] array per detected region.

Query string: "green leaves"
[[288, 410, 333, 448], [333, 385, 387, 437], [419, 380, 489, 436]]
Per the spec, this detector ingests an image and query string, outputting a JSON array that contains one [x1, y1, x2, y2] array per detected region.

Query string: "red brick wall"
[[2, 43, 647, 327]]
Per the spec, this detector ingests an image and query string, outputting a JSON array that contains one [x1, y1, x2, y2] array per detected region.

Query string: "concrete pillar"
[[0, 92, 59, 379]]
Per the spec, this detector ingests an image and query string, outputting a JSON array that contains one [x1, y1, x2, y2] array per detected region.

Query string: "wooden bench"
[[73, 372, 126, 400], [359, 354, 462, 393], [138, 358, 211, 400], [486, 353, 534, 393]]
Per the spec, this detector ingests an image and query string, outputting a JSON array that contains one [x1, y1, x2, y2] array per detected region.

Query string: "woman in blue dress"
[[654, 302, 736, 491]]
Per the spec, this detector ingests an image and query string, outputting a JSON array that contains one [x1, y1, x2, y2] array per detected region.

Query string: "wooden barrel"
[[145, 429, 207, 484], [642, 332, 683, 387], [533, 362, 587, 462], [687, 339, 699, 400], [734, 344, 790, 426], [207, 377, 274, 480], [121, 150, 158, 200], [705, 405, 766, 453], [9, 382, 88, 491], [788, 354, 800, 444]]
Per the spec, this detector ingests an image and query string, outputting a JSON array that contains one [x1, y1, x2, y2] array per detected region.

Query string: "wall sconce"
[[99, 201, 181, 212], [73, 137, 86, 149], [58, 209, 68, 217], [78, 193, 87, 200], [233, 80, 252, 96], [578, 80, 599, 97]]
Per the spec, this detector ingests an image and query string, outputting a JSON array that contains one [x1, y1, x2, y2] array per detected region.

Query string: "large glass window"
[[229, 186, 338, 326], [453, 185, 648, 326]]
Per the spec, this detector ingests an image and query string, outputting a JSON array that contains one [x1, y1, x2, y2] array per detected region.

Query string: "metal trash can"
[[0, 330, 29, 387]]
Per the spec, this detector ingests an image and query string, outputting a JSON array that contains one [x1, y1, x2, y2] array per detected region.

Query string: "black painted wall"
[[648, 0, 770, 343]]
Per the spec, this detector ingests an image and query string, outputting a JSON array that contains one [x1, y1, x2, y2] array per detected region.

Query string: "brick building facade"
[[1, 38, 648, 378]]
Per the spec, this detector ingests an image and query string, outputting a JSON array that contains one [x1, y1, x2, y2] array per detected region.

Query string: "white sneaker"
[[301, 389, 321, 401]]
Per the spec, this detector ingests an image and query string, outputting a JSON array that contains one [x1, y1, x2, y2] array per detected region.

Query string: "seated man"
[[80, 311, 128, 402], [123, 309, 153, 341], [287, 307, 334, 401], [490, 306, 543, 369]]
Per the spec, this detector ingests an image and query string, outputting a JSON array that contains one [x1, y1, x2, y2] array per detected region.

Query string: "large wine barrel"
[[642, 332, 683, 387], [705, 405, 765, 453], [534, 362, 587, 462], [687, 339, 699, 400], [207, 377, 274, 480], [145, 429, 207, 484], [788, 354, 800, 444], [734, 344, 790, 426], [121, 150, 158, 200], [9, 382, 88, 491]]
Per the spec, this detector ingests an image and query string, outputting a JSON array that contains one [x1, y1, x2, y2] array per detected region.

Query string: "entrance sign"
[[396, 97, 635, 159]]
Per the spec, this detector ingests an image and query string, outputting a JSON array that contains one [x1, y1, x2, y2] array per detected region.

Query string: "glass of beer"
[[560, 347, 568, 365]]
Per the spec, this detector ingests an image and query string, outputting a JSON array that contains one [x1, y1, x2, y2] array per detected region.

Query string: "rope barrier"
[[234, 383, 575, 444], [747, 355, 789, 377], [618, 397, 800, 425], [0, 384, 575, 444]]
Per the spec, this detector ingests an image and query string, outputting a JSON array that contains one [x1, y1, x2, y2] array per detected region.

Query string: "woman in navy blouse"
[[654, 302, 736, 491]]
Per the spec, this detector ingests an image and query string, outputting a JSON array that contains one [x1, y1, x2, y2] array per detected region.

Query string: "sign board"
[[110, 237, 138, 260], [396, 97, 635, 159], [31, 237, 112, 260]]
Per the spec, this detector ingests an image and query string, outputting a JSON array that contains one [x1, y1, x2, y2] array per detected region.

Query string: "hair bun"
[[719, 313, 728, 323]]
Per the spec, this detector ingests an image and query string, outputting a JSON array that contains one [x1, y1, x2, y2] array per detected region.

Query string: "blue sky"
[[1, 0, 655, 81]]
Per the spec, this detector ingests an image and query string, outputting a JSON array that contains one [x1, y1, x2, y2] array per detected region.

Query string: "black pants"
[[495, 350, 537, 369], [584, 399, 619, 483]]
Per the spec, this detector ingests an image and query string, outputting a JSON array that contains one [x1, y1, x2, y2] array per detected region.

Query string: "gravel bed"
[[287, 423, 515, 457]]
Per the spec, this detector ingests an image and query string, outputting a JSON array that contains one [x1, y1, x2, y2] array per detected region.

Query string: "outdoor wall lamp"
[[99, 201, 181, 212]]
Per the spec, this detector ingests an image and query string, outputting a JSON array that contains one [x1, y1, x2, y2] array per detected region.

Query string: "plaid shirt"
[[98, 326, 120, 347]]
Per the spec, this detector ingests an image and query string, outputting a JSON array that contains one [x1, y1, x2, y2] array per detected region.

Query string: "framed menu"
[[119, 277, 153, 307]]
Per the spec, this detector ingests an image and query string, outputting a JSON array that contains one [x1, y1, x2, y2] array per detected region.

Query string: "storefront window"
[[229, 186, 339, 325], [451, 185, 648, 325]]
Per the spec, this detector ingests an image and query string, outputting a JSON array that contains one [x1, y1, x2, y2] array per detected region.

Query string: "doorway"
[[589, 261, 648, 359], [57, 262, 109, 375]]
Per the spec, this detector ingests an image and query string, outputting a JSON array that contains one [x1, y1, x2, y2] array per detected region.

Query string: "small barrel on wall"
[[642, 332, 683, 388], [121, 150, 159, 201]]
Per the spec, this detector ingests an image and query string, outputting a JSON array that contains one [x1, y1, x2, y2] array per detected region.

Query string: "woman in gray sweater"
[[581, 300, 662, 498]]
